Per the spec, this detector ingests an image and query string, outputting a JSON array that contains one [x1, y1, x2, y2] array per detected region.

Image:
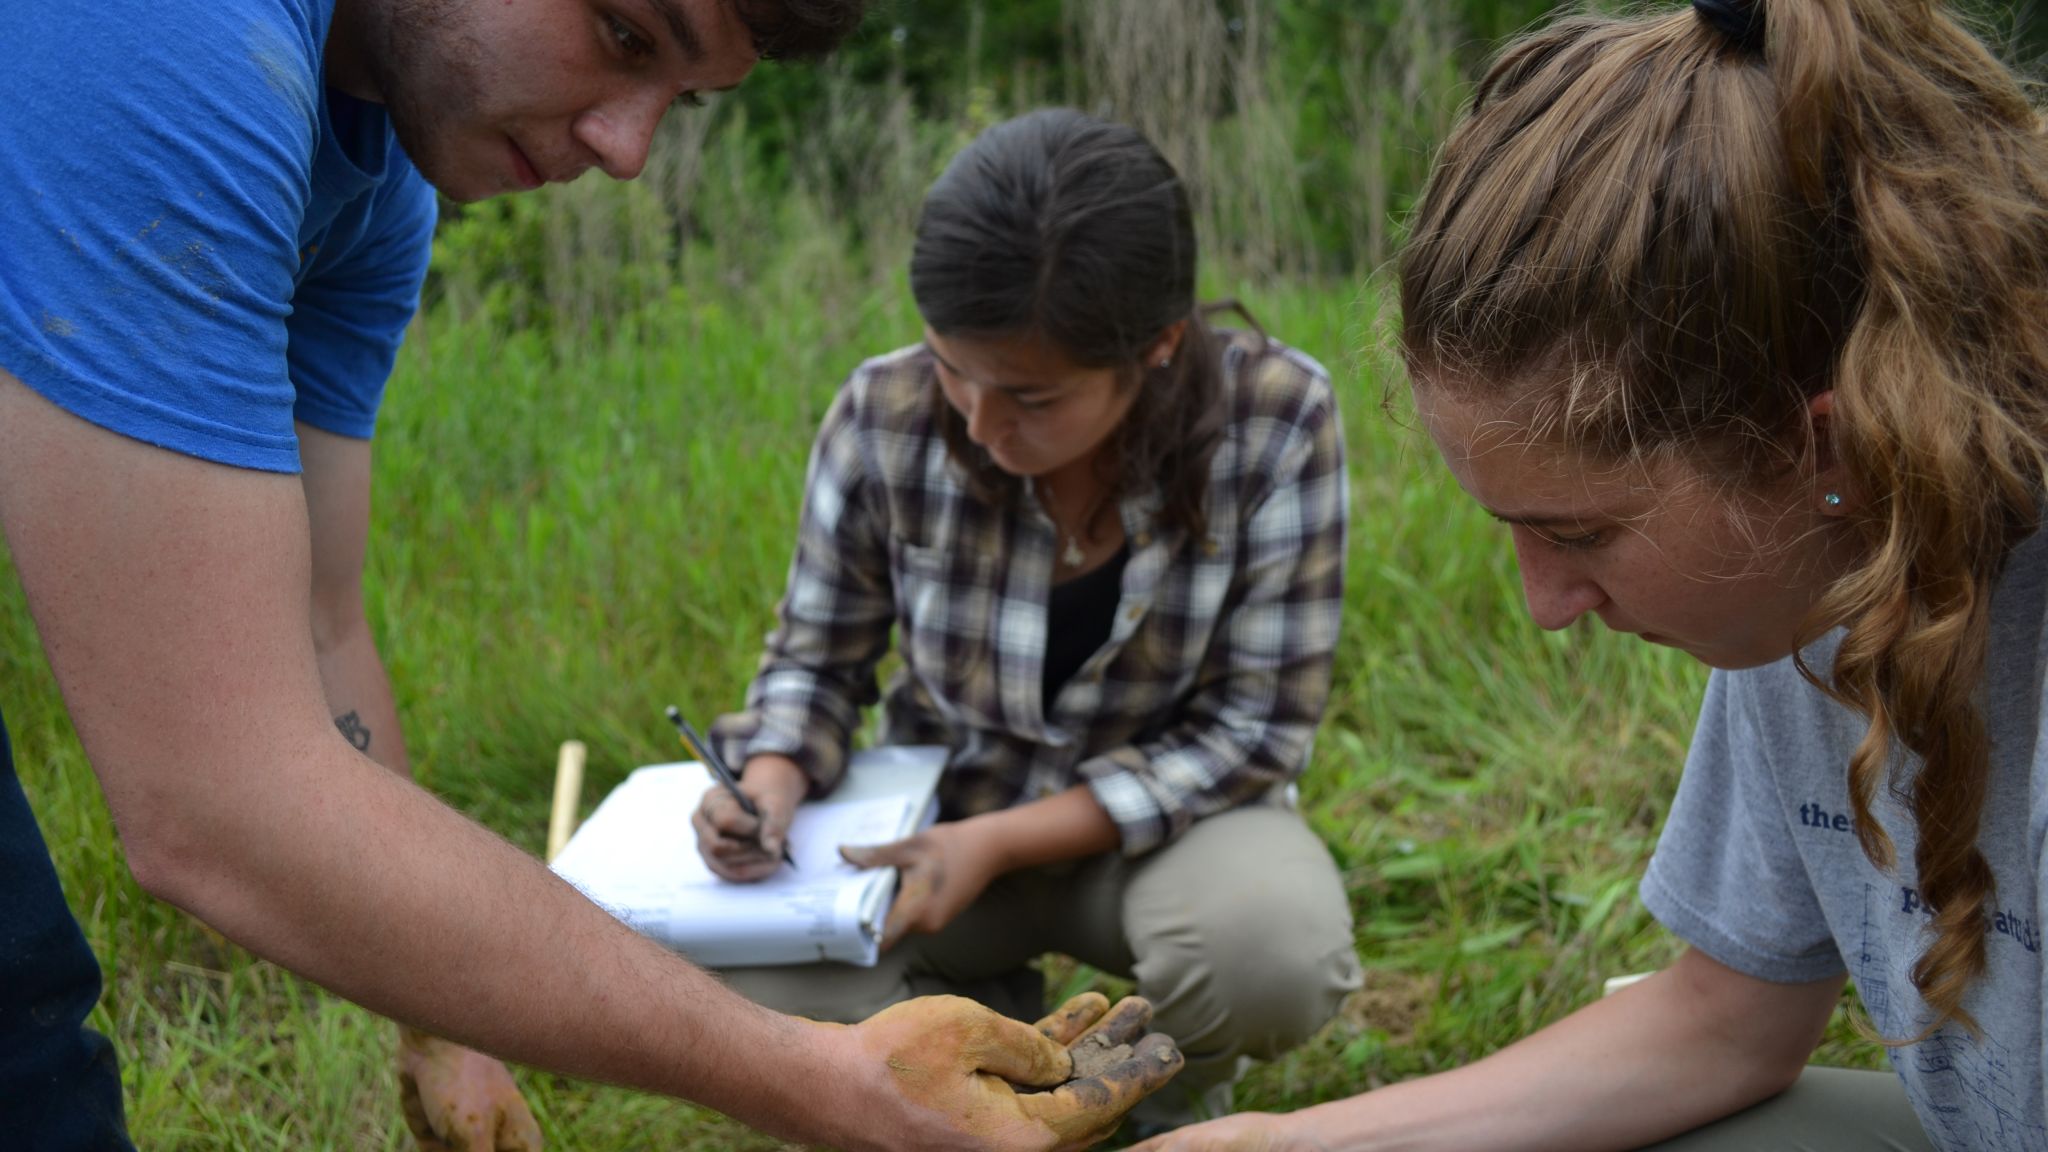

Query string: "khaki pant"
[[719, 802, 1363, 1122], [1639, 1066, 1934, 1151]]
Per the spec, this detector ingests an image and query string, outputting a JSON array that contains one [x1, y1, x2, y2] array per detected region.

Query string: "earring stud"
[[1824, 492, 1843, 508]]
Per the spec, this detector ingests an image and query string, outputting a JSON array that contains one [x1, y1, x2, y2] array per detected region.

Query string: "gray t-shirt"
[[1642, 529, 2048, 1151]]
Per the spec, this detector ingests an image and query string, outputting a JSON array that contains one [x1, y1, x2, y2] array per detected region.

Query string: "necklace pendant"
[[1061, 535, 1086, 568]]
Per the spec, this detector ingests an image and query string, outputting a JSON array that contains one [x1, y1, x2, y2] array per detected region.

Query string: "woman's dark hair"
[[910, 108, 1227, 541]]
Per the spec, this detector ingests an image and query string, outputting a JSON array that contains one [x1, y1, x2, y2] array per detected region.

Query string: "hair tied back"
[[1693, 0, 1765, 52]]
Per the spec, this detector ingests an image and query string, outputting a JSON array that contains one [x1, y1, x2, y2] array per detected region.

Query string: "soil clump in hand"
[[1067, 1030, 1137, 1080]]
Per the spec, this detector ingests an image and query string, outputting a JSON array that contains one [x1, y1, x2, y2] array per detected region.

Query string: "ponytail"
[[1771, 0, 2048, 1039], [1400, 0, 2048, 1037]]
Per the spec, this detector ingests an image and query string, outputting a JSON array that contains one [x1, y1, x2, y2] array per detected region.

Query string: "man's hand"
[[398, 1028, 543, 1152], [692, 754, 807, 881], [1126, 1113, 1331, 1152], [839, 821, 1004, 949], [830, 991, 1185, 1152]]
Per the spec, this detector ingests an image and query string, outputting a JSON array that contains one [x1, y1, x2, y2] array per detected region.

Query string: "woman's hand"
[[397, 1028, 543, 1151], [691, 753, 808, 882], [1126, 1113, 1332, 1152], [840, 820, 1007, 949]]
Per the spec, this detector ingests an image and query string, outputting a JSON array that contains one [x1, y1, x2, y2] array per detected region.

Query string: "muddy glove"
[[842, 991, 1185, 1151], [398, 1028, 543, 1152], [692, 753, 807, 881]]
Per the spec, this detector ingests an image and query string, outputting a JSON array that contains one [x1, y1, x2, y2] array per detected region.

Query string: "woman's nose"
[[963, 388, 1010, 445], [1512, 531, 1607, 631]]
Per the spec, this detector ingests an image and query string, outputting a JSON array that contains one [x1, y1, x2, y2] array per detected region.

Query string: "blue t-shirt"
[[0, 0, 436, 471], [0, 1, 434, 1143]]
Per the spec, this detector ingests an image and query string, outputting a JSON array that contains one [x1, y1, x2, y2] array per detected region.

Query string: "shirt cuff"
[[1079, 754, 1173, 857], [708, 711, 846, 797]]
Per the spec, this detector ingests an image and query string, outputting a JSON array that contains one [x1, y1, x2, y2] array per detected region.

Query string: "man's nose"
[[1512, 531, 1606, 631], [571, 93, 665, 181]]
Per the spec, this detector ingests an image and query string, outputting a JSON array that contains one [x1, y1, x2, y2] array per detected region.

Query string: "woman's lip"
[[509, 139, 544, 190]]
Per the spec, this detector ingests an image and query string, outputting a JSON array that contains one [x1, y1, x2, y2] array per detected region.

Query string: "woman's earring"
[[1156, 357, 1171, 369], [1823, 492, 1844, 509]]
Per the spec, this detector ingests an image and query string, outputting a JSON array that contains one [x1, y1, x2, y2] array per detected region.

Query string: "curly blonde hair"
[[1400, 0, 2048, 1037]]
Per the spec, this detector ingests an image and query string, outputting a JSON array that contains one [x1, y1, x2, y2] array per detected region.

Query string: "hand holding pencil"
[[676, 708, 804, 881]]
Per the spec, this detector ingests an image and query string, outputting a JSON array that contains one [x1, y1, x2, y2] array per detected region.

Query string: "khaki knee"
[[1123, 807, 1360, 1059]]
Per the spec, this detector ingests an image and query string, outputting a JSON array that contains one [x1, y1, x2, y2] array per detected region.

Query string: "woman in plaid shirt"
[[697, 109, 1363, 1130]]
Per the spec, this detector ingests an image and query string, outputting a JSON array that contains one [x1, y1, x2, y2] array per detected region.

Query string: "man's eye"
[[605, 13, 655, 58]]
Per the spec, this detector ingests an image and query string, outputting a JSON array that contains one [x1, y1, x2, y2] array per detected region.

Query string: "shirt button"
[[1135, 530, 1153, 547], [1125, 605, 1144, 622]]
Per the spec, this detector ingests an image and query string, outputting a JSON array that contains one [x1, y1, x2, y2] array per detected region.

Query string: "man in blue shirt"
[[0, 2, 1181, 1148]]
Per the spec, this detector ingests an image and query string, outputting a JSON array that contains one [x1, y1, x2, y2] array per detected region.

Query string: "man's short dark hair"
[[735, 0, 868, 61]]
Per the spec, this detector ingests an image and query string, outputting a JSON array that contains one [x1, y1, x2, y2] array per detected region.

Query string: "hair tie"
[[1693, 0, 1765, 52]]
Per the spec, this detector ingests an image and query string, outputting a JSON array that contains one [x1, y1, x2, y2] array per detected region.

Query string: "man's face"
[[1418, 381, 1854, 671], [358, 0, 759, 202]]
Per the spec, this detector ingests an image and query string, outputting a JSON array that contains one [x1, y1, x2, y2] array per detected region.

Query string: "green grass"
[[0, 264, 1884, 1148]]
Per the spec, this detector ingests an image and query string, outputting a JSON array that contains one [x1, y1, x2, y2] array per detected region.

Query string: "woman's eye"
[[1546, 529, 1606, 552], [605, 13, 655, 59]]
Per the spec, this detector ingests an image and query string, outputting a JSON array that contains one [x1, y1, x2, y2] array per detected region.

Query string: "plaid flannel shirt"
[[711, 329, 1348, 856]]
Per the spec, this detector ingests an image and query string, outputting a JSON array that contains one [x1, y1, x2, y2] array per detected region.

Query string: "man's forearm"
[[145, 733, 860, 1137], [312, 611, 409, 777]]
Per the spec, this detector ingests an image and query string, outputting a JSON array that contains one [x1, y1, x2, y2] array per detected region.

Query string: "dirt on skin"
[[1066, 1030, 1137, 1080]]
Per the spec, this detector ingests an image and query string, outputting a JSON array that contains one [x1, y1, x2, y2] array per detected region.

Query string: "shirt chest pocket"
[[892, 540, 999, 723]]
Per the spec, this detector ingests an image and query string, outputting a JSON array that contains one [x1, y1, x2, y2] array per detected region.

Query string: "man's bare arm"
[[298, 424, 405, 774], [0, 372, 883, 1142], [297, 424, 540, 1150]]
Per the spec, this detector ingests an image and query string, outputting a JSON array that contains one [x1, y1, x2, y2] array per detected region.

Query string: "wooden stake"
[[546, 740, 587, 864]]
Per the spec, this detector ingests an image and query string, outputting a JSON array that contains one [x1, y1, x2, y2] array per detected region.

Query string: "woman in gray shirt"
[[1143, 0, 2048, 1148]]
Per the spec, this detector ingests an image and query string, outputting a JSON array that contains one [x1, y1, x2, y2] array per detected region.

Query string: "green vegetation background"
[[16, 0, 2042, 1144]]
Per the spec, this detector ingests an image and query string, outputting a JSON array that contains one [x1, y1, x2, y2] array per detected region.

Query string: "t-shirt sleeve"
[[0, 2, 324, 472], [287, 174, 436, 440], [1640, 668, 1848, 983]]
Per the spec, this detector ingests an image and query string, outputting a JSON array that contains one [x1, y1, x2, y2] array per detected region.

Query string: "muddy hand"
[[398, 1029, 542, 1152], [691, 753, 805, 881], [1124, 1112, 1331, 1152], [1024, 994, 1185, 1149], [840, 821, 1003, 950], [845, 992, 1183, 1152]]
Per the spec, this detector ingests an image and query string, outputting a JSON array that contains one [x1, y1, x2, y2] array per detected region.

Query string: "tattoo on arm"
[[334, 710, 372, 752]]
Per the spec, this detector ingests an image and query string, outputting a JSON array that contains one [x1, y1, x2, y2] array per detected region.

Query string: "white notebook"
[[549, 745, 946, 967]]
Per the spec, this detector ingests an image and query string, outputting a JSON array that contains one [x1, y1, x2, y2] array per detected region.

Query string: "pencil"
[[666, 705, 797, 869]]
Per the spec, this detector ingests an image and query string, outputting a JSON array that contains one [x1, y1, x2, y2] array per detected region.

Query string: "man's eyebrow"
[[644, 0, 705, 60]]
